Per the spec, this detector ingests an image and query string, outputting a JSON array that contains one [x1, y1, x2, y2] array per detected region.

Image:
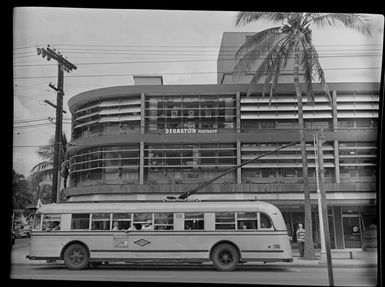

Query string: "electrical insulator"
[[36, 48, 42, 55], [41, 49, 46, 58]]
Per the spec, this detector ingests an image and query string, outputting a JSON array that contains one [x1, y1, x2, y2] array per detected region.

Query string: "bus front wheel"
[[211, 243, 239, 271], [63, 243, 89, 270]]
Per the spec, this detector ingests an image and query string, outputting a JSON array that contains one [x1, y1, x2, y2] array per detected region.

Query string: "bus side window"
[[71, 214, 90, 230], [112, 213, 131, 230], [42, 214, 61, 231], [33, 213, 42, 230], [184, 213, 204, 230], [91, 213, 110, 231], [237, 212, 258, 230], [154, 213, 174, 230], [133, 213, 153, 230], [260, 213, 273, 229], [215, 212, 235, 230]]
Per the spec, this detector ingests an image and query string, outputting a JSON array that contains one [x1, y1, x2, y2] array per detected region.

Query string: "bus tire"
[[63, 243, 89, 270], [211, 243, 239, 271]]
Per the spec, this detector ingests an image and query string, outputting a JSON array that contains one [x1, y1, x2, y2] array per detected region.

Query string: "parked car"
[[14, 224, 31, 238]]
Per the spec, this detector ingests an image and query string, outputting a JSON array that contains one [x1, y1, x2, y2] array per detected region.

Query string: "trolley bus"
[[27, 199, 293, 271]]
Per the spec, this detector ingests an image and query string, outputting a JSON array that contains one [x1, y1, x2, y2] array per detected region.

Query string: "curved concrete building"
[[65, 80, 379, 249]]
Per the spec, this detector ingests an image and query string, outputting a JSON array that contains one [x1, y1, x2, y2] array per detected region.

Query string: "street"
[[10, 239, 377, 286], [10, 263, 377, 286]]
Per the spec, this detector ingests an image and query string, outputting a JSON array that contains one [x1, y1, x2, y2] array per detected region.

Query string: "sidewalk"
[[268, 248, 378, 268], [11, 243, 378, 268]]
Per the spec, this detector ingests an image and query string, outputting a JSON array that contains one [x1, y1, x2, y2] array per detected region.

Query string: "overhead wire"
[[12, 53, 384, 68], [13, 66, 383, 80]]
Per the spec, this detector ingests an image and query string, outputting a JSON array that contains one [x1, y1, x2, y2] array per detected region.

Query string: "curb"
[[261, 264, 378, 269], [12, 262, 378, 269]]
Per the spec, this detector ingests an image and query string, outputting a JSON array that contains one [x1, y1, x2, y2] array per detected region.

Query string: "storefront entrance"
[[342, 215, 362, 248]]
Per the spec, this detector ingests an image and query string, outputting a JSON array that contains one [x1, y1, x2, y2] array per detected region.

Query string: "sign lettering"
[[165, 128, 217, 134]]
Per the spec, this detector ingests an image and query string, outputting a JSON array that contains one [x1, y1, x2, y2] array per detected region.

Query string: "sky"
[[13, 8, 384, 177]]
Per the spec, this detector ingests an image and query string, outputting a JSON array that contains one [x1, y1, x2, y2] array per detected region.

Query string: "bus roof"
[[37, 200, 282, 215]]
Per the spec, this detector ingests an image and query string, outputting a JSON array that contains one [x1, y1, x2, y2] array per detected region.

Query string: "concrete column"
[[237, 140, 242, 184], [139, 141, 144, 184], [140, 92, 145, 134], [236, 91, 241, 133], [334, 206, 344, 249], [331, 90, 340, 183], [139, 92, 145, 185]]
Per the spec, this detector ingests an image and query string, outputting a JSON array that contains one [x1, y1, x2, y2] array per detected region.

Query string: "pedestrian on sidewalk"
[[296, 223, 305, 257]]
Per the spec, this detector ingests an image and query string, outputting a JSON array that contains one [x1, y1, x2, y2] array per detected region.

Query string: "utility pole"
[[37, 45, 77, 203], [313, 133, 326, 262], [316, 129, 334, 286]]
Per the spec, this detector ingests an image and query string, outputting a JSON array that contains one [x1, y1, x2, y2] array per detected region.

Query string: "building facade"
[[65, 80, 379, 249]]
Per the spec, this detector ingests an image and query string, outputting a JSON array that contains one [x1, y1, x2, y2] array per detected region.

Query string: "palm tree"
[[233, 12, 371, 259], [12, 170, 33, 210], [30, 133, 69, 203]]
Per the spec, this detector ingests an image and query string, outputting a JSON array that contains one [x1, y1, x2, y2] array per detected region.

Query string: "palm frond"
[[235, 12, 293, 26], [270, 36, 295, 93], [247, 43, 283, 97], [310, 13, 371, 36], [235, 27, 282, 59], [300, 39, 315, 104], [31, 161, 53, 173], [300, 36, 331, 103], [233, 33, 288, 79], [37, 145, 54, 160]]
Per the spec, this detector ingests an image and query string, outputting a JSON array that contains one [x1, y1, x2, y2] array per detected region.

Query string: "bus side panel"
[[235, 232, 293, 261], [87, 231, 292, 262], [29, 232, 70, 258], [29, 231, 292, 263]]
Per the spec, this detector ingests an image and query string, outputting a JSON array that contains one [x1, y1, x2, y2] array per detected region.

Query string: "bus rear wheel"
[[63, 243, 89, 270], [212, 243, 239, 271]]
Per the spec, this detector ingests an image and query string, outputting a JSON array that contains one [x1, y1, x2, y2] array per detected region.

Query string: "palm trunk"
[[294, 39, 315, 259]]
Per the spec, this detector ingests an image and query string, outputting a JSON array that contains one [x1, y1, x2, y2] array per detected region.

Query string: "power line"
[[49, 43, 383, 48], [12, 53, 384, 67], [13, 67, 383, 80], [14, 117, 49, 124], [13, 45, 36, 50], [14, 117, 71, 124], [13, 145, 48, 148]]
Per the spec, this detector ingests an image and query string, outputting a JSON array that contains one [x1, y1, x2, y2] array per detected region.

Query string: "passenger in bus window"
[[112, 221, 120, 231], [126, 223, 138, 232], [52, 222, 60, 231], [260, 214, 272, 229], [44, 222, 52, 231], [239, 222, 247, 230], [142, 220, 153, 231], [185, 222, 192, 230]]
